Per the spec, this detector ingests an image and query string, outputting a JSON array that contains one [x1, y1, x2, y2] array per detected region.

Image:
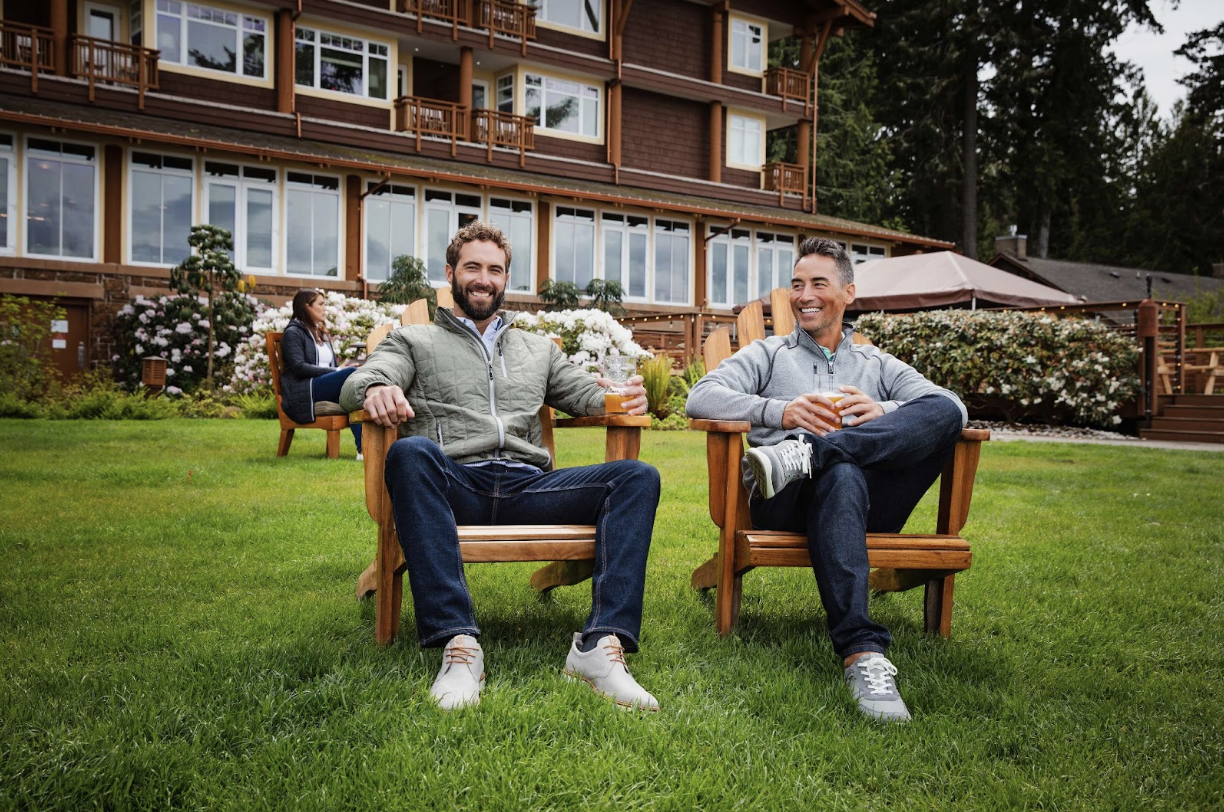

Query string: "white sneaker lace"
[[776, 440, 812, 478], [856, 657, 898, 696]]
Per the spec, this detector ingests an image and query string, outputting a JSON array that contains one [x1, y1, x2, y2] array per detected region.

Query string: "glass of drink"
[[815, 372, 845, 429], [603, 356, 636, 414]]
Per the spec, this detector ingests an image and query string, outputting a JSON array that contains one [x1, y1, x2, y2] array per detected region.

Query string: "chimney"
[[1213, 262, 1224, 279], [995, 227, 1027, 260]]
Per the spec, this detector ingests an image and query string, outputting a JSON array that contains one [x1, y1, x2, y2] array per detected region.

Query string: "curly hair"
[[445, 220, 513, 271], [795, 237, 854, 287]]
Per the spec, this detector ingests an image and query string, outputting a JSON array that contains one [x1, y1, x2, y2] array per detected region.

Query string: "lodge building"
[[0, 0, 948, 375]]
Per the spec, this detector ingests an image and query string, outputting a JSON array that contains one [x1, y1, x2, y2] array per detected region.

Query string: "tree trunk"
[[961, 56, 979, 259], [1035, 205, 1051, 259]]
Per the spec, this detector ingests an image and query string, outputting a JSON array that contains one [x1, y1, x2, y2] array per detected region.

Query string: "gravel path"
[[968, 420, 1224, 451]]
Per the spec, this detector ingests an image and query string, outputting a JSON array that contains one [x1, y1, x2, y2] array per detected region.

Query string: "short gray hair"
[[795, 237, 854, 286]]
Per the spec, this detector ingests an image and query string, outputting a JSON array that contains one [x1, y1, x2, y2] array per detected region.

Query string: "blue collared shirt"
[[455, 314, 503, 359]]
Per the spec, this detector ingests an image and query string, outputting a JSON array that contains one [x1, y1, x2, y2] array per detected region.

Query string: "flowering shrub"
[[226, 292, 406, 394], [512, 309, 650, 374], [854, 309, 1140, 426], [112, 292, 259, 394]]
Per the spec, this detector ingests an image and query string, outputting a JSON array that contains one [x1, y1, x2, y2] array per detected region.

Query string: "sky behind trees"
[[1113, 0, 1224, 117]]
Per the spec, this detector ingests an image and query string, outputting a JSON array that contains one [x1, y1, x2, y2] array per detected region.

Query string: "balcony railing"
[[765, 66, 811, 111], [0, 20, 55, 92], [395, 95, 470, 156], [472, 109, 535, 166], [400, 0, 469, 40], [764, 162, 808, 207], [70, 35, 159, 108], [476, 0, 536, 55]]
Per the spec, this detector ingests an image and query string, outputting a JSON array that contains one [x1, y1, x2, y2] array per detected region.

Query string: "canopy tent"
[[846, 251, 1083, 311]]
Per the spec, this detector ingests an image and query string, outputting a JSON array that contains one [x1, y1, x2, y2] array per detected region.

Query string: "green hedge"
[[854, 309, 1140, 426]]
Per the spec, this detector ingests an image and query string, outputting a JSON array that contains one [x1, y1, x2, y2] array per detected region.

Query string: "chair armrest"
[[689, 418, 751, 434], [553, 414, 651, 429], [349, 409, 370, 423]]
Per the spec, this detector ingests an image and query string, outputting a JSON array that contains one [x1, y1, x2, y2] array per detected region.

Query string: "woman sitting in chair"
[[281, 289, 363, 459]]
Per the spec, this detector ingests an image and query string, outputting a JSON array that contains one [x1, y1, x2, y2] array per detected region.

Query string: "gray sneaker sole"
[[745, 449, 777, 499]]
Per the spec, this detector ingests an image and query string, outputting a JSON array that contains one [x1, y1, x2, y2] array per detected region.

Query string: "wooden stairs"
[[1141, 394, 1224, 444]]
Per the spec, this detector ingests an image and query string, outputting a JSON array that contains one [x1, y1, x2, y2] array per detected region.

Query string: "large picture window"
[[26, 138, 97, 260], [423, 189, 482, 283], [488, 197, 534, 293], [708, 228, 751, 309], [601, 213, 648, 301], [286, 172, 341, 277], [364, 182, 416, 283], [538, 0, 602, 35], [295, 26, 389, 101], [204, 161, 276, 273], [756, 232, 794, 298], [654, 219, 690, 305], [553, 207, 596, 289], [729, 18, 765, 74], [130, 151, 194, 265], [0, 135, 13, 253], [850, 243, 886, 265], [525, 73, 601, 139], [156, 1, 267, 78]]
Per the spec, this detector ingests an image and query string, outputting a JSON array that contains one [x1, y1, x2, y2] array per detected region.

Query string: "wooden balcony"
[[472, 109, 535, 166], [475, 0, 536, 55], [395, 96, 470, 156], [764, 162, 808, 207], [0, 20, 55, 92], [400, 0, 469, 40], [765, 66, 811, 112], [70, 35, 159, 108]]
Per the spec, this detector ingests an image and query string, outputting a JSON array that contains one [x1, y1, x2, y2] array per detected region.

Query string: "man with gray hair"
[[686, 237, 967, 722]]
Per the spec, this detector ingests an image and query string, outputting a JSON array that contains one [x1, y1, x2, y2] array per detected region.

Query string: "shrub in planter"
[[854, 309, 1140, 426], [227, 292, 406, 394], [512, 309, 650, 375], [112, 292, 259, 395]]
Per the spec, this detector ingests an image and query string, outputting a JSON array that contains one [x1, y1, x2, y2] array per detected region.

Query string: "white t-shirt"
[[315, 339, 334, 368]]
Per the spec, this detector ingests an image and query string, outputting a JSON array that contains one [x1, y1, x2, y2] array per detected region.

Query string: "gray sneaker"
[[844, 654, 911, 723], [745, 438, 812, 499]]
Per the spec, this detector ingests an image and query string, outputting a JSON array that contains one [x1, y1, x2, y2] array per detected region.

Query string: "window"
[[525, 73, 601, 138], [756, 232, 794, 298], [364, 182, 416, 283], [538, 0, 602, 35], [850, 243, 886, 265], [204, 161, 277, 272], [26, 138, 97, 260], [131, 1, 143, 47], [129, 151, 195, 265], [601, 213, 648, 301], [496, 74, 514, 114], [488, 197, 533, 292], [708, 228, 751, 309], [423, 189, 482, 283], [729, 18, 765, 74], [654, 219, 690, 304], [0, 135, 13, 253], [554, 207, 595, 289], [286, 172, 341, 277], [728, 114, 763, 169], [295, 26, 389, 100], [472, 79, 490, 110], [156, 1, 267, 79]]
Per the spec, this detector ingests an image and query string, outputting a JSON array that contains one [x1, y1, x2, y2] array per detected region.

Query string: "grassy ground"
[[0, 420, 1220, 810]]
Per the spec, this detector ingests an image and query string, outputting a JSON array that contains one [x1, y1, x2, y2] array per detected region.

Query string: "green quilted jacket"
[[339, 307, 605, 469]]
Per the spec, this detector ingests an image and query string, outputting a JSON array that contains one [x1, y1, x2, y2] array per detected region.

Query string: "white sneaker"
[[844, 653, 911, 723], [745, 438, 812, 499], [564, 633, 659, 712], [429, 634, 484, 711], [356, 452, 364, 462]]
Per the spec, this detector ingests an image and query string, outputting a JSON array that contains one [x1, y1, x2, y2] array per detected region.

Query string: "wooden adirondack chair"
[[352, 298, 649, 644], [266, 331, 349, 459], [689, 302, 990, 638]]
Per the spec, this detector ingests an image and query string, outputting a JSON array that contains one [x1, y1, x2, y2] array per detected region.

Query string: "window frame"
[[552, 205, 597, 290], [422, 188, 483, 283], [0, 134, 15, 255], [706, 227, 753, 310], [284, 170, 343, 278], [727, 111, 765, 170], [24, 136, 101, 262], [154, 0, 269, 81], [127, 148, 197, 267], [202, 159, 279, 274], [487, 195, 535, 294], [535, 0, 605, 39], [294, 23, 391, 102], [652, 217, 692, 306], [521, 70, 603, 143], [755, 231, 795, 299], [599, 212, 650, 303], [728, 16, 766, 76], [362, 180, 417, 284], [850, 242, 887, 265]]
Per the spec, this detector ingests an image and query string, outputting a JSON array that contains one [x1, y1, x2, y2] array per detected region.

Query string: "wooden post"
[[50, 0, 69, 76], [709, 102, 722, 184], [694, 219, 707, 309], [535, 200, 550, 295], [608, 80, 622, 172], [103, 145, 122, 264], [459, 46, 473, 112], [710, 2, 724, 84], [345, 175, 362, 282], [276, 11, 295, 114]]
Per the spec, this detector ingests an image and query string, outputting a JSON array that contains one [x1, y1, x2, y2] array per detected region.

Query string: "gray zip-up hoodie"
[[686, 322, 967, 453]]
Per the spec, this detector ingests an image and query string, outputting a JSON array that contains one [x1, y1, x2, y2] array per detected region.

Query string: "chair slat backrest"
[[401, 298, 429, 326], [366, 323, 394, 354], [266, 332, 285, 402], [704, 326, 733, 371], [436, 285, 454, 309], [736, 301, 766, 346], [770, 288, 794, 336]]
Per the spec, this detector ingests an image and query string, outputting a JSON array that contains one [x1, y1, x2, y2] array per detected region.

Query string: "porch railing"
[[763, 162, 808, 207], [475, 0, 537, 55], [395, 95, 470, 156], [400, 0, 469, 39], [0, 20, 55, 92], [70, 35, 159, 108], [472, 109, 535, 166], [765, 66, 811, 111]]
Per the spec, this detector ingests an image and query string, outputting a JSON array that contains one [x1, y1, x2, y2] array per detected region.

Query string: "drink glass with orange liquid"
[[815, 372, 845, 429], [603, 356, 636, 414]]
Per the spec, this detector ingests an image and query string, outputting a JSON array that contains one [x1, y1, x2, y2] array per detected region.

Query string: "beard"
[[452, 278, 506, 323]]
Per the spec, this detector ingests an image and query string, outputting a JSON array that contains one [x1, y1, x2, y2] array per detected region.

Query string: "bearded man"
[[341, 221, 661, 712]]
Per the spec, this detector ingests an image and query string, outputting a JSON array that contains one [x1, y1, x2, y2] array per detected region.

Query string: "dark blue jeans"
[[750, 394, 964, 659], [384, 436, 660, 651], [312, 366, 362, 452]]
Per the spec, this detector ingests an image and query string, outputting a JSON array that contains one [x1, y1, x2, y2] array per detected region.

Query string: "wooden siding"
[[532, 26, 605, 58], [532, 132, 605, 165], [621, 1, 708, 82], [296, 94, 391, 130], [156, 71, 277, 110], [620, 87, 705, 180], [722, 166, 760, 189]]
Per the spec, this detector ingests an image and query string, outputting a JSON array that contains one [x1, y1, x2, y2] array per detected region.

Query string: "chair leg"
[[326, 429, 341, 459], [375, 523, 402, 646], [715, 573, 743, 636], [277, 428, 294, 457], [923, 574, 956, 638], [530, 560, 595, 592]]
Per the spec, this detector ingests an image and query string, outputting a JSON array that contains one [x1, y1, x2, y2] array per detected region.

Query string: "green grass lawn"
[[0, 420, 1220, 810]]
